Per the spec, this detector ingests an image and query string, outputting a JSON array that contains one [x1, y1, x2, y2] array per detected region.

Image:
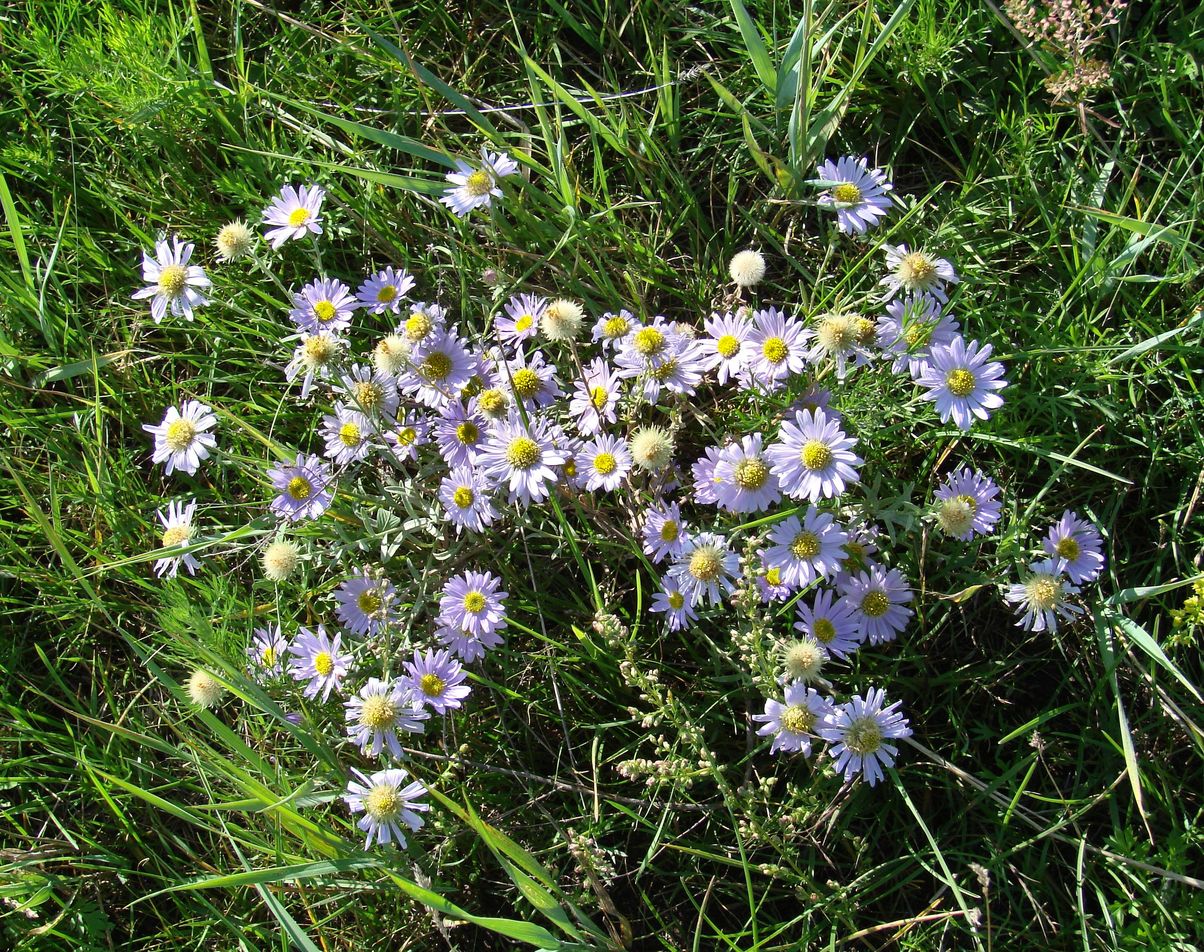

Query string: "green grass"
[[2, 0, 1203, 948]]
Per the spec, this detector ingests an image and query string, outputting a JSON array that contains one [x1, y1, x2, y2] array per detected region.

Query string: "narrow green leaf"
[[728, 0, 777, 94]]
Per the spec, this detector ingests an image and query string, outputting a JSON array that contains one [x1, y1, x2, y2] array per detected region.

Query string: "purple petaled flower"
[[839, 567, 914, 645], [289, 277, 358, 335], [667, 531, 739, 607], [356, 266, 416, 315], [333, 570, 396, 637], [568, 358, 623, 437], [613, 316, 679, 379], [285, 332, 343, 400], [791, 384, 833, 416], [795, 588, 862, 660], [144, 400, 218, 477], [321, 403, 376, 466], [756, 559, 793, 603], [434, 399, 486, 469], [496, 293, 545, 349], [1041, 511, 1105, 584], [345, 678, 428, 758], [702, 310, 751, 384], [881, 244, 959, 302], [741, 306, 808, 392], [916, 336, 1007, 431], [385, 412, 430, 463], [339, 363, 400, 420], [262, 183, 325, 249], [268, 453, 334, 522], [153, 499, 201, 578], [591, 309, 640, 350], [579, 434, 632, 492], [814, 156, 893, 235], [763, 506, 849, 589], [818, 687, 912, 786], [876, 294, 960, 377], [651, 585, 698, 631], [132, 237, 210, 323], [803, 312, 876, 380], [635, 334, 708, 404], [440, 149, 519, 218], [343, 767, 429, 848], [397, 301, 447, 349], [437, 570, 508, 641], [641, 501, 688, 564], [753, 682, 835, 756], [475, 412, 567, 506], [690, 445, 726, 506], [436, 622, 505, 664], [933, 468, 1002, 540], [1005, 558, 1083, 632], [400, 327, 476, 409], [500, 348, 562, 409], [288, 624, 352, 701], [247, 624, 288, 679], [712, 434, 782, 513], [766, 408, 863, 502], [403, 648, 472, 715], [439, 465, 498, 534]]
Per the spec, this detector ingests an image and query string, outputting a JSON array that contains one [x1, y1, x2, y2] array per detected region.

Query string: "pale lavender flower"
[[712, 434, 782, 513], [339, 363, 400, 420], [756, 559, 793, 603], [840, 567, 914, 645], [763, 506, 849, 589], [434, 399, 486, 469], [289, 277, 358, 335], [321, 404, 376, 466], [247, 624, 288, 679], [613, 317, 680, 382], [144, 400, 218, 477], [592, 309, 640, 350], [495, 293, 545, 349], [262, 183, 325, 249], [650, 585, 698, 631], [641, 501, 688, 563], [403, 648, 471, 715], [400, 327, 476, 409], [916, 336, 1007, 431], [814, 156, 893, 235], [398, 301, 447, 349], [438, 465, 498, 534], [741, 306, 808, 392], [881, 244, 959, 302], [1041, 511, 1105, 584], [343, 767, 429, 848], [803, 312, 876, 380], [568, 358, 622, 437], [579, 434, 632, 492], [819, 687, 912, 786], [876, 294, 960, 377], [766, 407, 863, 502], [345, 678, 428, 758], [437, 570, 508, 641], [795, 588, 862, 660], [933, 468, 1002, 540], [690, 445, 726, 506], [268, 453, 334, 522], [500, 348, 562, 409], [356, 266, 416, 315], [667, 532, 738, 607], [702, 310, 751, 384], [333, 571, 396, 637], [1005, 558, 1083, 632], [285, 332, 343, 400], [436, 623, 505, 664], [634, 334, 708, 404], [384, 412, 430, 463], [132, 237, 210, 323], [753, 683, 835, 756], [287, 625, 352, 701], [475, 412, 567, 506], [440, 149, 519, 217], [153, 499, 201, 578]]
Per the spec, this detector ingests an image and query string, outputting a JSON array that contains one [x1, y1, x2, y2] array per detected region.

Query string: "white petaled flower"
[[579, 434, 632, 492], [702, 310, 751, 384], [932, 468, 1002, 540], [795, 588, 863, 660], [475, 412, 568, 507], [345, 678, 429, 758], [262, 183, 325, 249], [289, 277, 358, 336], [592, 309, 640, 350], [711, 434, 781, 513], [143, 400, 218, 477], [568, 358, 622, 437], [343, 767, 429, 849], [440, 149, 519, 218], [400, 327, 476, 409], [667, 532, 739, 607], [132, 237, 211, 323], [839, 566, 914, 644], [1041, 511, 1105, 584], [876, 293, 961, 377], [729, 249, 767, 287], [818, 687, 912, 786], [752, 682, 834, 756], [1005, 558, 1083, 632], [153, 499, 201, 578], [881, 244, 959, 302], [814, 156, 893, 235], [340, 363, 400, 420], [804, 312, 874, 380], [356, 266, 416, 315], [762, 506, 849, 589], [766, 407, 863, 502], [915, 336, 1008, 431], [438, 465, 498, 534], [650, 585, 698, 631], [496, 293, 545, 349], [321, 403, 376, 466], [285, 332, 343, 401], [742, 306, 808, 392], [641, 501, 688, 563]]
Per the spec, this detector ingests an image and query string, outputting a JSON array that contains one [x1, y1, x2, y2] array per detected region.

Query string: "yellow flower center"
[[463, 591, 486, 614], [364, 783, 401, 821], [603, 316, 630, 338], [762, 336, 788, 364], [287, 476, 312, 500], [716, 334, 741, 358], [1055, 537, 1081, 561], [790, 530, 821, 560], [420, 352, 452, 382], [161, 525, 191, 547], [511, 368, 541, 399], [593, 452, 617, 475], [816, 315, 855, 353], [650, 358, 678, 382], [659, 520, 679, 542], [843, 715, 884, 755], [313, 300, 337, 324], [478, 388, 507, 416], [800, 440, 832, 471], [465, 169, 493, 197], [420, 673, 445, 697], [861, 590, 890, 618], [452, 486, 475, 508], [733, 458, 769, 490], [668, 590, 685, 610], [505, 436, 540, 469], [304, 335, 335, 363], [854, 317, 876, 346], [287, 207, 311, 228], [903, 321, 933, 348], [157, 264, 187, 296], [1027, 575, 1061, 610], [456, 421, 480, 445], [261, 646, 277, 667], [832, 182, 862, 205], [405, 312, 433, 341], [946, 368, 976, 397], [813, 618, 836, 643], [563, 459, 577, 478], [164, 418, 197, 451], [376, 284, 398, 304], [313, 651, 334, 677], [780, 704, 816, 735], [688, 547, 723, 582], [396, 426, 417, 446], [633, 327, 666, 356], [357, 590, 382, 615], [764, 567, 782, 587], [339, 422, 362, 448], [937, 498, 975, 536], [359, 694, 397, 730], [590, 385, 609, 409], [899, 251, 937, 286], [354, 381, 383, 410], [513, 314, 534, 333]]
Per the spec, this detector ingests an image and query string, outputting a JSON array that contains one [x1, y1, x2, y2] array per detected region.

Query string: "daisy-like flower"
[[288, 625, 353, 701], [437, 570, 509, 642], [814, 156, 893, 235], [780, 636, 827, 682], [916, 336, 1007, 431], [333, 571, 396, 637], [667, 532, 739, 607], [356, 266, 415, 315], [247, 624, 288, 679], [766, 408, 863, 502], [385, 412, 430, 464], [440, 149, 519, 218], [285, 332, 343, 400], [345, 678, 428, 758], [399, 301, 448, 349], [729, 249, 767, 288], [132, 237, 210, 323], [343, 766, 429, 849], [840, 567, 914, 645], [321, 404, 376, 466], [403, 649, 471, 715], [804, 312, 874, 380], [690, 445, 726, 506], [933, 468, 1002, 540], [262, 183, 325, 249], [753, 683, 834, 756], [434, 399, 486, 469], [568, 358, 623, 437], [439, 465, 498, 533], [633, 334, 708, 404], [153, 499, 201, 578], [144, 400, 218, 477], [641, 501, 688, 564], [475, 412, 567, 506], [742, 306, 808, 392], [613, 317, 679, 379], [436, 622, 505, 664], [214, 221, 254, 262], [268, 453, 334, 522], [401, 327, 476, 409], [592, 309, 639, 350], [495, 293, 545, 349], [757, 562, 793, 604], [289, 277, 358, 335], [876, 294, 960, 377], [881, 244, 959, 302], [500, 348, 562, 409], [819, 688, 912, 786], [795, 588, 862, 660], [712, 434, 782, 513], [1041, 511, 1105, 584], [579, 434, 632, 492], [340, 364, 400, 420], [763, 506, 849, 589], [650, 585, 698, 631], [1005, 558, 1083, 632], [702, 310, 751, 384]]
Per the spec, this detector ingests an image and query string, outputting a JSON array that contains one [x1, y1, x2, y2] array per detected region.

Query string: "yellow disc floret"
[[790, 531, 821, 560], [419, 673, 445, 697], [733, 458, 769, 490], [762, 337, 788, 364], [800, 440, 832, 471], [158, 264, 187, 296], [463, 591, 486, 613], [505, 436, 540, 470], [832, 182, 862, 205], [287, 476, 312, 500], [165, 418, 197, 451], [780, 703, 817, 734], [358, 694, 397, 730], [452, 486, 474, 508], [861, 590, 890, 617], [511, 368, 541, 399], [313, 651, 334, 677], [287, 207, 311, 228], [946, 368, 976, 397], [465, 169, 493, 197], [843, 715, 884, 755], [364, 783, 401, 821]]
